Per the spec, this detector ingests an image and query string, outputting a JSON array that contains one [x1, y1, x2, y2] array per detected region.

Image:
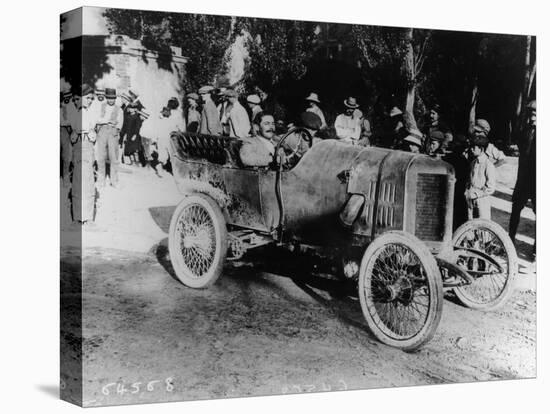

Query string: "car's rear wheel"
[[358, 231, 443, 351], [168, 194, 228, 288], [452, 219, 517, 310]]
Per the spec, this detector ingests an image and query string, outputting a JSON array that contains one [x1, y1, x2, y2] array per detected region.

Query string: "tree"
[[103, 9, 236, 92], [234, 18, 318, 93], [352, 26, 431, 130]]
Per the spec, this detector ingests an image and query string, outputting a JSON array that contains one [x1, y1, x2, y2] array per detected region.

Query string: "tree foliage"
[[103, 9, 235, 91], [234, 18, 318, 92], [100, 9, 535, 145]]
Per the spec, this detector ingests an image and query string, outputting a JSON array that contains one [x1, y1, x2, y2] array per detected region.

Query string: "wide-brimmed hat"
[[138, 109, 150, 119], [306, 92, 321, 104], [389, 106, 403, 117], [344, 97, 359, 109], [474, 119, 491, 135], [198, 85, 214, 94], [247, 94, 261, 104], [187, 92, 199, 101], [404, 134, 422, 147], [105, 88, 117, 99], [121, 89, 139, 104], [62, 90, 72, 100], [95, 88, 105, 95]]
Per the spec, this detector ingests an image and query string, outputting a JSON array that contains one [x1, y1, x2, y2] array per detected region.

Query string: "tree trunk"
[[403, 28, 418, 131], [513, 35, 532, 141], [468, 82, 478, 135]]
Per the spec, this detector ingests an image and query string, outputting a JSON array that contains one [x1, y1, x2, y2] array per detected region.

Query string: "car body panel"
[[170, 132, 455, 252]]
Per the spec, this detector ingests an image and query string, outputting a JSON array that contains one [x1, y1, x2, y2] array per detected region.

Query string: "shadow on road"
[[148, 206, 176, 233]]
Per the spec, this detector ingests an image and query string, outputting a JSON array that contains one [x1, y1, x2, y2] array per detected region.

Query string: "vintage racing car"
[[167, 129, 517, 351]]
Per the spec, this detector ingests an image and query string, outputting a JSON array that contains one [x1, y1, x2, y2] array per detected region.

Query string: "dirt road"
[[60, 160, 536, 407]]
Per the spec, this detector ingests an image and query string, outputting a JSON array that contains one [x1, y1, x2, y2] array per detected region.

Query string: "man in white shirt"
[[95, 88, 124, 188], [473, 119, 506, 166], [239, 112, 276, 167], [335, 97, 361, 143]]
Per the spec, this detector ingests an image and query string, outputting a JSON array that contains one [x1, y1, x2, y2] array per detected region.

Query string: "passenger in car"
[[239, 112, 276, 167]]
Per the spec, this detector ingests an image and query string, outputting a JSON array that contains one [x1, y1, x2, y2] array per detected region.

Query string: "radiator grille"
[[415, 174, 447, 240]]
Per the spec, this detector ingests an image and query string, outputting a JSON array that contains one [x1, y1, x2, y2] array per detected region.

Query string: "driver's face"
[[259, 115, 275, 139]]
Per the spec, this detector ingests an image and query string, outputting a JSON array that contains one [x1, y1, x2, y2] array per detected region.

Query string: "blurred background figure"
[[509, 100, 536, 257], [305, 92, 327, 129], [186, 93, 201, 133], [335, 97, 361, 144]]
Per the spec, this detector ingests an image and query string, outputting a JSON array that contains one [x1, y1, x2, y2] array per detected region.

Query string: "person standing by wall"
[[95, 88, 124, 188], [69, 84, 98, 225], [120, 102, 143, 165]]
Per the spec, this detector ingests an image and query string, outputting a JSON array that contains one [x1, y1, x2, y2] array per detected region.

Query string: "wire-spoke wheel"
[[452, 219, 517, 310], [168, 194, 227, 288], [358, 231, 443, 351]]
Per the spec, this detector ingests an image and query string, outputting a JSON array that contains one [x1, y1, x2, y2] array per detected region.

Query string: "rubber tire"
[[358, 231, 443, 351], [452, 219, 518, 311], [168, 194, 228, 288]]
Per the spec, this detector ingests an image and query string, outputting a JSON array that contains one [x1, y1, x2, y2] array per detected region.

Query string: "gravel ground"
[[60, 158, 536, 407]]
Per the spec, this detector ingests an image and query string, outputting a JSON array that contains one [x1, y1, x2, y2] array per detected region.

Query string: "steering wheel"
[[274, 127, 314, 170]]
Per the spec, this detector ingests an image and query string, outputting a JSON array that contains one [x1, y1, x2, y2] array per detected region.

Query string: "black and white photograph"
[[57, 3, 537, 409]]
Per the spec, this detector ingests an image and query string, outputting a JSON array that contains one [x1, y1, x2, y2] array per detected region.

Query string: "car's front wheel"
[[358, 231, 443, 351], [168, 194, 228, 288]]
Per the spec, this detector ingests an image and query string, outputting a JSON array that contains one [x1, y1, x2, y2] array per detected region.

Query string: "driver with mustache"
[[239, 112, 276, 167]]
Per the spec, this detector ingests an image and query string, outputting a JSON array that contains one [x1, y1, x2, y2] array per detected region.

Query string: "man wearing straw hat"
[[305, 92, 327, 129], [335, 97, 361, 143], [95, 88, 124, 188]]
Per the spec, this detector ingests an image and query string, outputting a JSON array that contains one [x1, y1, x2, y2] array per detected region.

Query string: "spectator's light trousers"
[[96, 125, 120, 186]]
